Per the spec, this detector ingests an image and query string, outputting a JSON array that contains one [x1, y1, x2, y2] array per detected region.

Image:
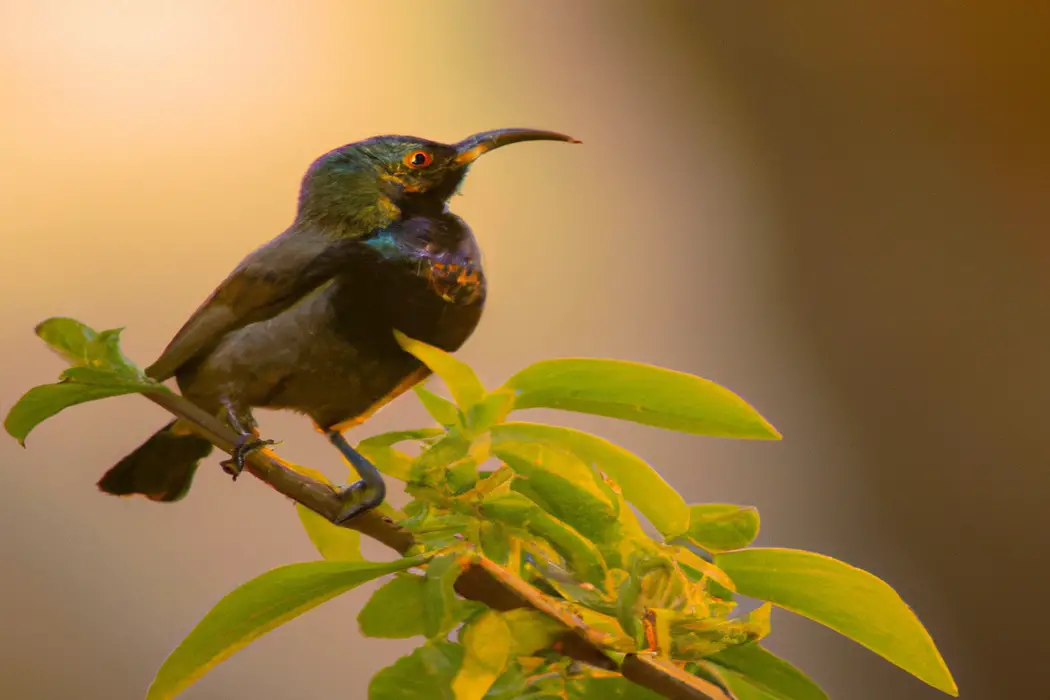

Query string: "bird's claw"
[[333, 479, 385, 524], [220, 435, 278, 480]]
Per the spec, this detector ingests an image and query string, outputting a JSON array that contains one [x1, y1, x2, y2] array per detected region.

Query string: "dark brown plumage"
[[98, 128, 578, 521]]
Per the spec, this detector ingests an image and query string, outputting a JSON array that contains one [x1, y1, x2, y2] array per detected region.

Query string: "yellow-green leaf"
[[412, 431, 473, 483], [447, 457, 480, 494], [714, 548, 957, 696], [360, 428, 447, 449], [370, 641, 464, 699], [684, 504, 761, 553], [146, 557, 422, 700], [673, 546, 736, 592], [6, 318, 169, 445], [355, 443, 414, 481], [35, 317, 143, 377], [492, 439, 620, 546], [502, 358, 780, 439], [415, 384, 461, 426], [295, 504, 362, 561], [492, 422, 689, 538], [5, 382, 145, 445], [452, 610, 512, 700], [615, 562, 646, 647], [672, 602, 772, 660], [567, 675, 666, 699], [478, 521, 511, 567], [395, 330, 486, 410], [358, 574, 427, 639], [480, 491, 608, 588], [464, 389, 514, 433], [708, 642, 829, 700], [425, 553, 465, 639], [499, 609, 563, 656], [357, 429, 444, 482]]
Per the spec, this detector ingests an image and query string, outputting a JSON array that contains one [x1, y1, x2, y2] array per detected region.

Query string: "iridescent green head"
[[296, 128, 580, 231]]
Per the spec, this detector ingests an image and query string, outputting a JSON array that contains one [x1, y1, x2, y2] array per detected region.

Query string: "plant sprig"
[[4, 318, 958, 700]]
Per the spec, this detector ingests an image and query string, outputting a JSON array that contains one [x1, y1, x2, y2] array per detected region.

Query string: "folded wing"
[[146, 227, 362, 381]]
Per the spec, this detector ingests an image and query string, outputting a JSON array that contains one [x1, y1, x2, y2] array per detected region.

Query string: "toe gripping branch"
[[219, 434, 277, 479], [327, 430, 387, 524]]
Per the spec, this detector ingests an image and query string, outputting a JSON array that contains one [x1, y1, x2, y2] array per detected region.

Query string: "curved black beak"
[[454, 128, 580, 166]]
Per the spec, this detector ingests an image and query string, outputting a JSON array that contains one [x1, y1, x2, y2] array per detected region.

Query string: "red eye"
[[405, 150, 433, 168]]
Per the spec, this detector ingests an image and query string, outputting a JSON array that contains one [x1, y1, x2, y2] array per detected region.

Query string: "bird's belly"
[[262, 341, 429, 430]]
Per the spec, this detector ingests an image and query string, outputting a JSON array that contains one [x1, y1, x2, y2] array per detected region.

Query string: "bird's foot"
[[333, 479, 386, 525], [326, 430, 386, 524], [220, 435, 278, 480]]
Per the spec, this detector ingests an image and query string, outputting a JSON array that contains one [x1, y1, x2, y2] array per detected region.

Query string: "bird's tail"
[[97, 420, 214, 502]]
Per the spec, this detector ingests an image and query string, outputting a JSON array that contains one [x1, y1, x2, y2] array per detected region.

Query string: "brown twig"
[[143, 389, 729, 700]]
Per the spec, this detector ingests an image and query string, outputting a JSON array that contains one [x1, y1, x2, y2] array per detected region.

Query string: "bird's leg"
[[327, 430, 386, 524], [218, 400, 276, 480]]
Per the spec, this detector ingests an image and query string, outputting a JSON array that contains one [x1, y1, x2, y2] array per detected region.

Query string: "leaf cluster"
[[4, 319, 958, 700]]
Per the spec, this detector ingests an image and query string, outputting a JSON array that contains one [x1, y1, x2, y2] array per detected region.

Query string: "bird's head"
[[296, 128, 579, 231]]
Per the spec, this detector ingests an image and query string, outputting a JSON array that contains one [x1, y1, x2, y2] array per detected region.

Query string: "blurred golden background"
[[1, 2, 1046, 698]]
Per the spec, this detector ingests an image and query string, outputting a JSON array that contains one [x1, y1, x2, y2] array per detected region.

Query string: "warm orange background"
[[2, 3, 1046, 699]]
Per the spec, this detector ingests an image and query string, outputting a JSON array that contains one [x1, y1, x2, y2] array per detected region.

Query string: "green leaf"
[[708, 643, 828, 700], [35, 317, 141, 374], [699, 667, 777, 700], [448, 457, 480, 494], [615, 562, 646, 646], [5, 318, 169, 445], [482, 662, 529, 700], [357, 429, 446, 481], [35, 317, 104, 364], [479, 521, 511, 566], [425, 553, 465, 639], [714, 548, 957, 696], [453, 610, 512, 700], [683, 504, 761, 553], [669, 602, 772, 660], [146, 557, 423, 700], [492, 422, 689, 538], [356, 443, 415, 481], [445, 433, 488, 495], [502, 358, 780, 439], [360, 428, 447, 449], [295, 504, 362, 561], [570, 607, 636, 652], [395, 330, 486, 410], [412, 431, 473, 483], [464, 389, 515, 433], [492, 439, 619, 545], [358, 572, 480, 641], [672, 545, 736, 592], [415, 384, 462, 426], [5, 382, 146, 445], [566, 676, 664, 699], [358, 573, 427, 639], [60, 365, 150, 386], [370, 640, 464, 700], [480, 491, 609, 588]]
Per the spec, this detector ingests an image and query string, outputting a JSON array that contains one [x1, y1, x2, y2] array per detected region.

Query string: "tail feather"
[[98, 420, 214, 502]]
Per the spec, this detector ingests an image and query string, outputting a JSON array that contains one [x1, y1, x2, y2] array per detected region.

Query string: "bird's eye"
[[404, 150, 433, 169]]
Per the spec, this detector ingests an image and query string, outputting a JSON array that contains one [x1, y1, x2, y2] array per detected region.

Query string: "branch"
[[144, 389, 730, 700]]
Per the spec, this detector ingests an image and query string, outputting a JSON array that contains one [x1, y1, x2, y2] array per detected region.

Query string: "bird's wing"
[[146, 228, 359, 381]]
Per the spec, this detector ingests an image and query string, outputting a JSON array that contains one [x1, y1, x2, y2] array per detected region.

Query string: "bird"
[[97, 128, 579, 522]]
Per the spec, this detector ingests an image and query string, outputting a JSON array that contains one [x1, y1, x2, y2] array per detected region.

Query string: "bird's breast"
[[332, 214, 486, 353], [418, 256, 485, 306], [363, 215, 486, 307]]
